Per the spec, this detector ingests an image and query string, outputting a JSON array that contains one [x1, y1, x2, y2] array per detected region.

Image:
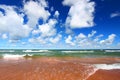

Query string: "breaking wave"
[[23, 50, 50, 53], [2, 54, 24, 60], [94, 63, 120, 70], [2, 54, 34, 60], [105, 50, 120, 52], [85, 63, 120, 80], [61, 50, 94, 53]]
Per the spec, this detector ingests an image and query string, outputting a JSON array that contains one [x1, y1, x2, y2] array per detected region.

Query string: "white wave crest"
[[94, 63, 120, 70], [105, 50, 120, 52], [3, 54, 24, 60], [23, 50, 50, 53], [84, 63, 120, 80], [61, 50, 94, 53]]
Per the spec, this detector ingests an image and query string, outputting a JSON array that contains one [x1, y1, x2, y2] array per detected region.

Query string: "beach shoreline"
[[0, 57, 120, 80]]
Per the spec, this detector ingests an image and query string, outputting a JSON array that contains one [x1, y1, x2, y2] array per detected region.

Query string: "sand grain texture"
[[0, 57, 120, 80]]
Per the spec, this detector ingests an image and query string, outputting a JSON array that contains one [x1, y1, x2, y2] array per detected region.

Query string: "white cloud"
[[0, 5, 31, 40], [54, 11, 59, 18], [9, 39, 20, 43], [32, 18, 57, 36], [1, 33, 8, 39], [100, 34, 116, 45], [29, 34, 62, 44], [0, 0, 118, 49], [50, 7, 54, 12], [75, 33, 86, 40], [74, 33, 116, 48], [64, 31, 115, 48], [65, 35, 75, 46], [63, 0, 95, 28], [110, 12, 120, 18], [65, 27, 73, 34], [29, 37, 47, 44], [32, 29, 40, 35], [75, 32, 98, 48], [24, 0, 50, 28], [75, 33, 93, 47], [94, 34, 103, 42], [0, 0, 50, 42], [38, 0, 48, 7], [77, 39, 93, 47], [88, 30, 96, 38], [29, 18, 59, 44], [49, 34, 62, 44], [62, 0, 80, 6], [22, 42, 26, 45], [0, 11, 3, 17], [39, 19, 57, 37]]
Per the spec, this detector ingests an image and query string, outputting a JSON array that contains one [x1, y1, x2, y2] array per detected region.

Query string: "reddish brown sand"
[[0, 57, 120, 80], [87, 69, 120, 80]]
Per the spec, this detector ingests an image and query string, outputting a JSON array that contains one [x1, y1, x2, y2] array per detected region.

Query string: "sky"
[[0, 0, 120, 49]]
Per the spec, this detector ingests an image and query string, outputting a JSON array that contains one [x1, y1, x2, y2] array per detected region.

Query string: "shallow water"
[[0, 49, 120, 58], [0, 57, 120, 80], [0, 49, 120, 80]]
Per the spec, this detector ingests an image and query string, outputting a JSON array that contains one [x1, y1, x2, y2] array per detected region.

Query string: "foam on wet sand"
[[0, 57, 120, 80]]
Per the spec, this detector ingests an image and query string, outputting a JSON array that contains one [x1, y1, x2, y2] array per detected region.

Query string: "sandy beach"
[[0, 57, 120, 80]]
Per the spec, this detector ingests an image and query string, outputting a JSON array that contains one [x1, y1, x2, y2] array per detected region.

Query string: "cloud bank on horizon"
[[0, 0, 120, 49]]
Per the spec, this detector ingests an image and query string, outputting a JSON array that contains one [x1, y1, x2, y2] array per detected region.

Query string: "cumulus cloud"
[[30, 18, 59, 44], [65, 31, 116, 48], [0, 5, 31, 40], [49, 34, 62, 44], [65, 27, 73, 34], [74, 31, 97, 47], [110, 12, 120, 18], [62, 0, 95, 28], [62, 0, 81, 6], [0, 0, 118, 49], [88, 30, 96, 38], [65, 35, 75, 46], [0, 0, 59, 44], [74, 33, 93, 47], [32, 19, 57, 36], [50, 7, 54, 12], [1, 33, 8, 39], [94, 34, 103, 42], [75, 33, 93, 47], [54, 11, 60, 18], [75, 33, 86, 40], [100, 34, 116, 45], [29, 34, 62, 45], [77, 39, 94, 47], [39, 19, 57, 37], [24, 0, 50, 28], [32, 29, 40, 35], [29, 37, 47, 44]]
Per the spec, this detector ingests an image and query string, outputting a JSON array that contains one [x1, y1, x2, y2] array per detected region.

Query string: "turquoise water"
[[0, 49, 120, 58]]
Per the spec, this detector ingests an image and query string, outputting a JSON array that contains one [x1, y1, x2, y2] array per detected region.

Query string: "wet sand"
[[87, 69, 120, 80], [0, 57, 120, 80]]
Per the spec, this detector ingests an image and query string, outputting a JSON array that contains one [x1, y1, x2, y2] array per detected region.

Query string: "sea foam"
[[94, 63, 120, 70], [105, 50, 120, 52], [61, 50, 94, 53], [85, 63, 120, 80], [3, 54, 24, 60], [23, 50, 50, 52]]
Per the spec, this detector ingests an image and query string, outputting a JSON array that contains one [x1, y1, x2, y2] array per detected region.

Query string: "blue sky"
[[0, 0, 120, 49]]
